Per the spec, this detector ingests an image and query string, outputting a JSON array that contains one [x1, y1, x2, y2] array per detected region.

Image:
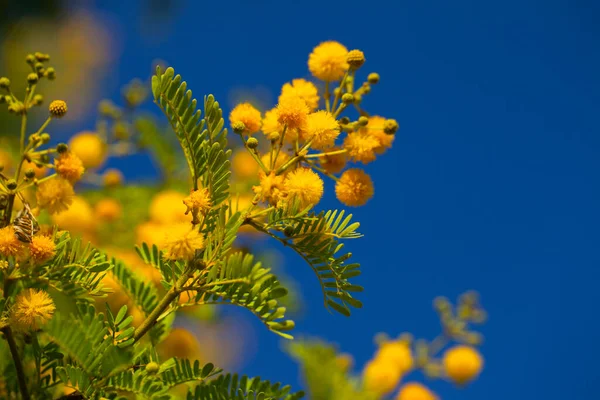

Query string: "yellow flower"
[[360, 116, 395, 154], [36, 178, 74, 215], [346, 49, 366, 69], [54, 151, 85, 182], [302, 111, 340, 150], [335, 169, 374, 207], [48, 100, 67, 118], [68, 131, 107, 169], [319, 148, 347, 174], [279, 79, 320, 111], [261, 152, 290, 172], [232, 150, 259, 180], [162, 222, 205, 260], [442, 345, 483, 385], [308, 41, 349, 81], [396, 382, 438, 400], [262, 108, 282, 137], [10, 289, 55, 331], [136, 221, 166, 247], [229, 103, 262, 135], [158, 328, 202, 360], [343, 132, 379, 164], [283, 168, 324, 209], [21, 159, 48, 179], [375, 340, 414, 375], [0, 226, 25, 257], [103, 168, 124, 187], [149, 190, 189, 224], [0, 150, 13, 171], [277, 95, 310, 131], [253, 171, 285, 205], [29, 236, 56, 263], [94, 199, 122, 222], [362, 359, 402, 396], [183, 188, 212, 217], [52, 196, 95, 233]]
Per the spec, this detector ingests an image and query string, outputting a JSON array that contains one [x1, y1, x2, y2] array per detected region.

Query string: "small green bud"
[[383, 119, 399, 135], [357, 116, 369, 126], [0, 77, 10, 89], [40, 133, 51, 144], [339, 116, 351, 125], [45, 67, 56, 80], [268, 132, 280, 142], [333, 87, 341, 97], [283, 226, 294, 237], [8, 103, 25, 114], [464, 332, 483, 346], [24, 169, 35, 179], [433, 296, 450, 312], [362, 84, 371, 94], [246, 137, 259, 149], [25, 54, 36, 64], [341, 93, 354, 104], [56, 143, 68, 154], [145, 362, 159, 374], [32, 94, 44, 106], [34, 52, 50, 62], [232, 121, 246, 135], [6, 179, 17, 190], [40, 154, 50, 163], [367, 73, 380, 84], [114, 122, 129, 140], [27, 73, 39, 85]]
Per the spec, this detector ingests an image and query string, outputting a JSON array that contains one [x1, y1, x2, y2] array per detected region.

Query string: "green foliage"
[[159, 358, 222, 389], [186, 373, 305, 400]]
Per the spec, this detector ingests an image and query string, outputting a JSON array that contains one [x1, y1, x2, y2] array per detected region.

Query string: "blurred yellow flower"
[[103, 168, 124, 187], [308, 41, 349, 81], [158, 328, 203, 360], [0, 226, 24, 257], [261, 152, 290, 172], [363, 359, 402, 396], [283, 168, 324, 209], [36, 178, 74, 215], [280, 79, 320, 111], [68, 131, 107, 169], [229, 103, 262, 135], [375, 340, 414, 375], [54, 152, 85, 182], [442, 345, 483, 385], [149, 190, 189, 224], [335, 169, 374, 207], [52, 196, 95, 233], [94, 199, 122, 222], [136, 221, 166, 247], [396, 382, 438, 400], [162, 222, 205, 260], [29, 236, 56, 264], [232, 150, 259, 180]]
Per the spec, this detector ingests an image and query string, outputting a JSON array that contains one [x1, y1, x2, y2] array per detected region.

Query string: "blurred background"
[[1, 0, 599, 399]]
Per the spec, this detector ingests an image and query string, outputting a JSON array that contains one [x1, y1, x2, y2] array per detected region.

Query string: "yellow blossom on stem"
[[162, 222, 205, 260], [360, 116, 395, 154], [158, 327, 202, 360], [36, 178, 74, 215], [52, 196, 95, 233], [29, 236, 56, 263], [253, 171, 286, 205], [94, 199, 122, 222], [319, 148, 347, 174], [283, 168, 324, 209], [183, 188, 212, 222], [302, 111, 340, 150], [0, 226, 25, 257], [68, 131, 107, 169], [280, 79, 320, 111], [103, 168, 124, 187], [229, 103, 262, 135], [362, 359, 402, 396], [335, 169, 374, 207], [262, 108, 282, 137], [232, 150, 259, 179], [10, 289, 56, 331], [308, 41, 349, 81], [54, 151, 85, 182], [48, 100, 67, 118], [343, 132, 380, 164], [442, 345, 484, 385], [396, 382, 438, 400], [277, 95, 310, 131], [375, 340, 414, 375], [149, 190, 189, 224]]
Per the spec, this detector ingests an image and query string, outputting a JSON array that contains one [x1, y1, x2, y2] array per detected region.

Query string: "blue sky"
[[52, 0, 600, 398]]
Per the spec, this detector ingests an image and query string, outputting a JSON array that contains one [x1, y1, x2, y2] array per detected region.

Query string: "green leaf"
[[186, 373, 304, 400]]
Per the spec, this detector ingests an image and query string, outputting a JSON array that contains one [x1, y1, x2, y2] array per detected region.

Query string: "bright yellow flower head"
[[29, 236, 56, 264], [54, 151, 85, 182], [52, 196, 95, 233], [283, 168, 324, 209], [162, 223, 205, 260], [308, 41, 349, 81], [302, 111, 340, 150], [280, 79, 320, 111], [149, 190, 189, 224], [362, 359, 402, 396], [48, 100, 68, 118], [36, 178, 74, 215], [277, 95, 310, 131], [103, 168, 124, 187], [229, 103, 262, 135], [319, 148, 347, 174], [261, 152, 290, 172], [10, 289, 56, 331], [443, 345, 484, 385], [396, 382, 438, 400], [94, 198, 122, 222], [68, 131, 107, 169], [136, 221, 166, 247], [261, 108, 283, 138], [183, 188, 212, 216], [232, 150, 259, 180], [361, 116, 395, 154], [0, 226, 25, 257], [253, 171, 285, 205], [343, 132, 380, 164], [158, 328, 202, 360], [335, 169, 374, 207], [375, 340, 414, 375]]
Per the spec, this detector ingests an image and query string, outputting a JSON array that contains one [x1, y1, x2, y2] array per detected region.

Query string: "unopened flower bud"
[[34, 52, 50, 62], [232, 121, 246, 135], [40, 133, 51, 144], [6, 179, 17, 190], [0, 77, 10, 89], [353, 93, 362, 104], [44, 67, 56, 80], [367, 73, 380, 84], [34, 62, 44, 72], [56, 143, 68, 154], [358, 116, 369, 126], [24, 169, 35, 179], [246, 137, 259, 149], [49, 100, 67, 118], [383, 119, 399, 135], [268, 132, 280, 142], [32, 94, 44, 106], [25, 54, 35, 64], [341, 93, 354, 104], [333, 87, 341, 97], [27, 73, 38, 84], [8, 103, 25, 114], [284, 226, 294, 237], [145, 362, 159, 374], [346, 49, 365, 69], [339, 116, 350, 125]]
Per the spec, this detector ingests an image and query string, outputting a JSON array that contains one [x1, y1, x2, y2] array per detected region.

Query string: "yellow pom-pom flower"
[[29, 236, 56, 263], [277, 95, 310, 131], [136, 221, 166, 247], [280, 78, 320, 111], [183, 188, 212, 216], [162, 223, 205, 260], [48, 100, 67, 118], [396, 382, 438, 400], [103, 168, 124, 187], [10, 289, 56, 331], [52, 196, 96, 233], [158, 328, 202, 360], [283, 168, 324, 209], [443, 345, 484, 385], [343, 132, 380, 164], [95, 199, 122, 222], [253, 171, 285, 205], [375, 340, 414, 375], [319, 148, 347, 174], [229, 103, 262, 135], [149, 190, 189, 224], [308, 41, 349, 81], [232, 150, 259, 179], [54, 151, 85, 182], [335, 169, 374, 207], [68, 131, 107, 169], [36, 178, 74, 215], [303, 111, 340, 150], [0, 226, 25, 257], [361, 116, 395, 154], [363, 359, 402, 396]]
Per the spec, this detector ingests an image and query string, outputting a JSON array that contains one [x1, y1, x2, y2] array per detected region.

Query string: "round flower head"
[[229, 103, 262, 135], [283, 168, 324, 209], [136, 221, 166, 247], [262, 108, 282, 137], [10, 289, 56, 331], [54, 151, 85, 182], [261, 151, 290, 172], [360, 116, 395, 154], [303, 111, 340, 150], [149, 190, 190, 224], [279, 78, 320, 111], [362, 359, 402, 396], [52, 196, 95, 233], [375, 339, 414, 375], [319, 148, 347, 174], [277, 95, 310, 131], [48, 100, 67, 118], [335, 169, 374, 207], [94, 198, 122, 222], [158, 327, 202, 360], [343, 132, 380, 164], [68, 131, 107, 169], [162, 222, 205, 260], [232, 150, 259, 179], [308, 41, 349, 81], [442, 345, 483, 385], [29, 235, 56, 264], [103, 168, 124, 187], [36, 178, 74, 215], [253, 171, 285, 205], [346, 49, 366, 70], [0, 226, 25, 257], [183, 188, 212, 216], [396, 382, 438, 400]]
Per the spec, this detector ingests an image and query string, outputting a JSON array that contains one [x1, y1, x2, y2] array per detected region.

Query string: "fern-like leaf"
[[160, 358, 222, 389], [186, 373, 304, 400]]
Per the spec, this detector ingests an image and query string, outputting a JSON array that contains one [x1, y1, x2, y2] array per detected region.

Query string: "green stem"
[[305, 159, 339, 181], [2, 328, 31, 400], [305, 149, 347, 159], [324, 81, 331, 113], [2, 193, 15, 227]]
